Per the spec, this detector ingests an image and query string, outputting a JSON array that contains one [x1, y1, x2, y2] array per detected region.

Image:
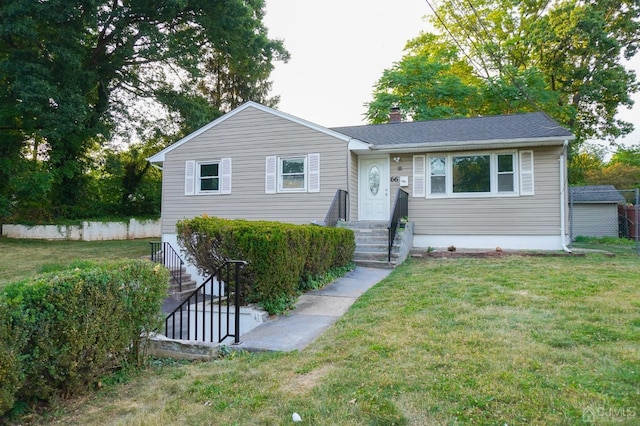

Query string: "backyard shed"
[[570, 185, 625, 239]]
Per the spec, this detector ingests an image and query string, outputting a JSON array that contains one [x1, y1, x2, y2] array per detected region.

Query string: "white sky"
[[263, 0, 640, 149]]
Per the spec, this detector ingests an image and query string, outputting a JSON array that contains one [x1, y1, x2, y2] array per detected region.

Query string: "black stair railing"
[[150, 241, 184, 292], [388, 188, 409, 262], [164, 260, 247, 344], [324, 189, 349, 227]]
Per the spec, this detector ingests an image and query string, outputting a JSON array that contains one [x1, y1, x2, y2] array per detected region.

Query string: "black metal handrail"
[[164, 260, 247, 344], [324, 189, 349, 227], [388, 188, 409, 262], [150, 241, 184, 292]]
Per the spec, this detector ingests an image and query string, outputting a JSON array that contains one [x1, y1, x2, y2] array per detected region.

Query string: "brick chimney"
[[389, 106, 402, 123]]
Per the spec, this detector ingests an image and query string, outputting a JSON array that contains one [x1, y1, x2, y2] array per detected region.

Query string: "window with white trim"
[[413, 151, 531, 198], [265, 153, 320, 194], [430, 156, 447, 195], [199, 162, 220, 192], [184, 159, 231, 195], [496, 154, 515, 192], [280, 157, 306, 191]]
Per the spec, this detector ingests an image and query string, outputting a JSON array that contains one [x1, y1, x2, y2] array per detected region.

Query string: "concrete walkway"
[[234, 267, 392, 352]]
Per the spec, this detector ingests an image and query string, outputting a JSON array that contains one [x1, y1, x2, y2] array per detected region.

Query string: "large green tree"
[[0, 0, 288, 219], [366, 33, 565, 123], [367, 0, 639, 145], [367, 34, 484, 123]]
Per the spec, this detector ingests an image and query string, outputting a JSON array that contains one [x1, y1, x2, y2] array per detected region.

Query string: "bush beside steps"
[[176, 216, 356, 314]]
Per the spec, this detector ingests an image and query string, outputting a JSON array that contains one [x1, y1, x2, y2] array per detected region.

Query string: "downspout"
[[346, 138, 353, 222], [559, 140, 572, 253]]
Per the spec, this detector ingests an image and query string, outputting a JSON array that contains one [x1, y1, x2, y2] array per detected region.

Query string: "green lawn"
[[33, 253, 639, 425], [571, 235, 639, 256], [0, 237, 155, 286]]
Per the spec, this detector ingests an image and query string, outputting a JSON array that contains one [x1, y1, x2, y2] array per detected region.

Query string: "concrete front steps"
[[144, 252, 200, 314], [338, 221, 413, 269], [162, 266, 199, 314]]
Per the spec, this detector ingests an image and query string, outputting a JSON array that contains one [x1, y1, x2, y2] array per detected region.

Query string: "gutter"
[[370, 136, 575, 153], [559, 140, 572, 253]]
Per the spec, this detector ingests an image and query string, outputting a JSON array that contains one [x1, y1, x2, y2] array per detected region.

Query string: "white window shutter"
[[519, 150, 535, 195], [220, 158, 232, 194], [413, 155, 426, 197], [184, 160, 195, 195], [308, 153, 320, 193], [265, 156, 277, 194]]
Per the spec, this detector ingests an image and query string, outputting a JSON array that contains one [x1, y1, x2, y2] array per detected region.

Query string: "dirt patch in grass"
[[281, 364, 334, 395]]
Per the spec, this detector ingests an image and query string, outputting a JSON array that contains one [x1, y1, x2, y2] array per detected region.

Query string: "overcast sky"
[[263, 0, 640, 148]]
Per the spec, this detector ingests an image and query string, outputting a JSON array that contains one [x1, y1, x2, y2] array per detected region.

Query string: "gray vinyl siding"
[[401, 146, 564, 235], [388, 155, 410, 213], [161, 106, 349, 234], [572, 204, 619, 238], [349, 151, 359, 221]]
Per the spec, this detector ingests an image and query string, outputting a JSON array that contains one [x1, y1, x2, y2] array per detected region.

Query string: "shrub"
[[0, 260, 168, 416], [0, 303, 22, 415], [176, 217, 355, 313]]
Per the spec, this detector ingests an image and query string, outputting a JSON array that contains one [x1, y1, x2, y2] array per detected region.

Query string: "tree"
[[610, 145, 640, 168], [568, 149, 605, 186], [91, 139, 164, 217], [583, 162, 640, 191], [366, 34, 485, 123], [574, 144, 640, 189], [367, 0, 639, 146], [367, 33, 567, 123], [431, 0, 639, 143], [0, 0, 288, 219]]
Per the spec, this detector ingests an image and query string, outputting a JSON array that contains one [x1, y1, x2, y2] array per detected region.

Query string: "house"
[[570, 185, 625, 239], [148, 101, 575, 275]]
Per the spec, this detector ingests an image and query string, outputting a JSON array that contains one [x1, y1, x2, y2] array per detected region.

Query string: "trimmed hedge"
[[0, 303, 21, 415], [176, 217, 355, 313], [0, 260, 168, 416]]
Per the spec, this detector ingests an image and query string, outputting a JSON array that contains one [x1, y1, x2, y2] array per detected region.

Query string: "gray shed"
[[570, 185, 625, 239]]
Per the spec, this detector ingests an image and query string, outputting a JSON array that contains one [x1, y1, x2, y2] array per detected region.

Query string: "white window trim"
[[267, 153, 320, 194], [425, 151, 521, 198], [494, 153, 518, 194], [278, 156, 307, 193], [428, 155, 448, 197], [184, 158, 232, 196], [196, 160, 221, 194]]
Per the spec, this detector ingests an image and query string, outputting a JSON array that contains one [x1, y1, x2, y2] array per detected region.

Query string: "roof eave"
[[370, 136, 575, 153], [147, 101, 353, 164], [348, 138, 372, 152]]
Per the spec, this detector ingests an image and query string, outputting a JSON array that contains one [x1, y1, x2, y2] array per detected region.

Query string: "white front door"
[[359, 156, 390, 221]]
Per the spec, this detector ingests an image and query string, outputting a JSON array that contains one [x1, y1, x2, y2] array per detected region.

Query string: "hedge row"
[[176, 217, 355, 313], [0, 260, 169, 416]]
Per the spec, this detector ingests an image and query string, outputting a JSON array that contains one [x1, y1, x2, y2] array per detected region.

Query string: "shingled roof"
[[331, 112, 573, 147], [570, 186, 626, 203]]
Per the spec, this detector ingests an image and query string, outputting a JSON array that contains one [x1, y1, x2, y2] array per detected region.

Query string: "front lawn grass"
[[0, 237, 155, 287], [20, 254, 640, 425]]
